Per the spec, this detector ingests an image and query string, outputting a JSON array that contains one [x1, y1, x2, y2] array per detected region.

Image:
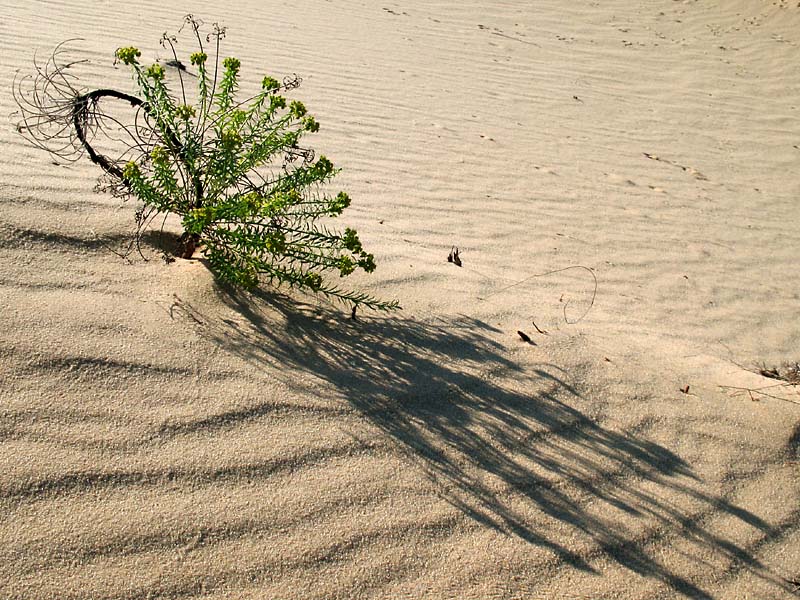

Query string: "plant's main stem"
[[72, 89, 143, 179]]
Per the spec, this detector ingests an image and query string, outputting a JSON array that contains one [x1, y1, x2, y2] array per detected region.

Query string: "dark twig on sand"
[[531, 319, 548, 335]]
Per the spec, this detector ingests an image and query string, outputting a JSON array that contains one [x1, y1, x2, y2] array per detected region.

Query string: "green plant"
[[13, 16, 398, 311]]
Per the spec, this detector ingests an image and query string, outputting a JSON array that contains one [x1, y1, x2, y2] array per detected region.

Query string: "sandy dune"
[[1, 0, 799, 598]]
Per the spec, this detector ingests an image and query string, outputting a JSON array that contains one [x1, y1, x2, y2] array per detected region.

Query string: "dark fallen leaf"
[[447, 246, 462, 267], [680, 385, 690, 394], [517, 330, 532, 343]]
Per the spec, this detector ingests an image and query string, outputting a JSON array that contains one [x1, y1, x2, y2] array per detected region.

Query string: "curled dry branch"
[[15, 42, 133, 169], [72, 89, 143, 179], [12, 42, 168, 259]]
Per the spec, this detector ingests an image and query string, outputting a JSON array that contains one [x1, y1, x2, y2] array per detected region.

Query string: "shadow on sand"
[[178, 284, 790, 598]]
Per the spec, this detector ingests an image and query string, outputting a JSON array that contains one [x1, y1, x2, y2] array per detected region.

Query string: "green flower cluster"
[[302, 116, 319, 132], [329, 191, 351, 215], [219, 129, 242, 150], [342, 228, 376, 273], [270, 95, 287, 112], [190, 52, 207, 66], [313, 156, 334, 178], [123, 160, 140, 180], [175, 104, 196, 120], [289, 100, 306, 118], [150, 145, 169, 166], [343, 227, 363, 253], [116, 46, 141, 65], [338, 256, 356, 276], [222, 57, 240, 74], [145, 63, 165, 81], [261, 76, 280, 92]]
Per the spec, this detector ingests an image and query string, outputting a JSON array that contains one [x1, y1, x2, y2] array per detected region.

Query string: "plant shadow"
[[176, 284, 791, 598]]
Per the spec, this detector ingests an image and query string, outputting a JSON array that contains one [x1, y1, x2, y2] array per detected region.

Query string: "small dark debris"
[[517, 330, 533, 344], [447, 247, 462, 267], [680, 385, 690, 394], [351, 305, 358, 321]]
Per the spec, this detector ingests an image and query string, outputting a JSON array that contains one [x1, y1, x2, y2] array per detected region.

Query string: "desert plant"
[[13, 16, 398, 311]]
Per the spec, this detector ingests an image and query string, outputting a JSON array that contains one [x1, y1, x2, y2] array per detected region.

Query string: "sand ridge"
[[2, 0, 799, 598]]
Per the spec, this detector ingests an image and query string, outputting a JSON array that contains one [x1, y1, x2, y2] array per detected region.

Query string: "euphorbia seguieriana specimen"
[[16, 18, 398, 311]]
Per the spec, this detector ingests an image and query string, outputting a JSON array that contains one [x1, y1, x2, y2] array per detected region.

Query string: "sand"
[[1, 0, 799, 598]]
